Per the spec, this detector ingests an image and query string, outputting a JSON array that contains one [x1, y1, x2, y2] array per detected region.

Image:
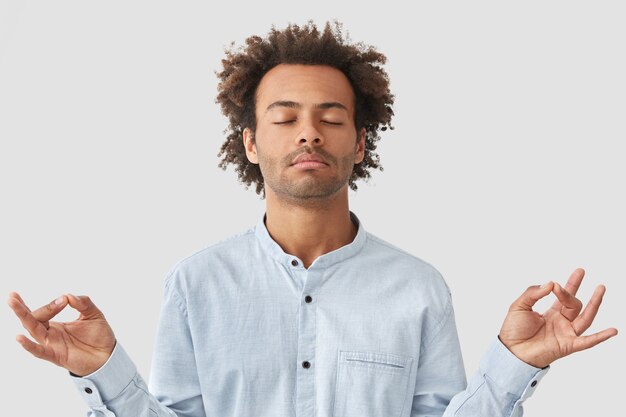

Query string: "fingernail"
[[540, 281, 551, 289], [55, 296, 65, 305]]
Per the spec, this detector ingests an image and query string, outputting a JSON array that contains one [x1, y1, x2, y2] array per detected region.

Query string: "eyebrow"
[[265, 100, 349, 113]]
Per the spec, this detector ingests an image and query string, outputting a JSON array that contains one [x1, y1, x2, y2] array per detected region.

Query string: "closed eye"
[[273, 120, 343, 126]]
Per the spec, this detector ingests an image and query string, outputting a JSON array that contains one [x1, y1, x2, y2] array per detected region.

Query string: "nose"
[[295, 121, 324, 147]]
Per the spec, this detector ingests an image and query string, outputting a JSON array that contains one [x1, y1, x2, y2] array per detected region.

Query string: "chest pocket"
[[333, 350, 413, 417]]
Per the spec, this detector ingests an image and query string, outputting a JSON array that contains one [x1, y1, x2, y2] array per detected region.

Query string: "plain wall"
[[1, 1, 624, 416]]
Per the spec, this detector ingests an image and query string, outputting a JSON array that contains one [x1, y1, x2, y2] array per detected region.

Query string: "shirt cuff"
[[70, 342, 137, 407], [480, 336, 550, 401]]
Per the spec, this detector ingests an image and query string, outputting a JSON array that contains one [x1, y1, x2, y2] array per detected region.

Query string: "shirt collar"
[[254, 210, 367, 270]]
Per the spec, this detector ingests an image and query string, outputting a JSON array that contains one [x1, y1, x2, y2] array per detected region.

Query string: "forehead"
[[255, 64, 355, 112]]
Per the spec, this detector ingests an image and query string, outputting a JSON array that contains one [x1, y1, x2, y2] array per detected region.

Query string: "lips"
[[291, 153, 328, 166]]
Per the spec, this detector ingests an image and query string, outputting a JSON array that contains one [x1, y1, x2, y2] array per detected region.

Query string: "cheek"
[[336, 139, 359, 156], [255, 134, 292, 161], [255, 144, 283, 169]]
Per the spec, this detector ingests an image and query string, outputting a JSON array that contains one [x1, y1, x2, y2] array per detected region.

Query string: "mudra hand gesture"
[[499, 268, 618, 368], [7, 292, 115, 377]]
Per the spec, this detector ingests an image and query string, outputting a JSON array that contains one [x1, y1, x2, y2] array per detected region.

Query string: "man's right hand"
[[7, 292, 116, 377]]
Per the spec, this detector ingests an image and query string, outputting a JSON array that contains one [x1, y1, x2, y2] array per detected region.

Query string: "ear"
[[243, 127, 259, 164], [354, 128, 366, 164]]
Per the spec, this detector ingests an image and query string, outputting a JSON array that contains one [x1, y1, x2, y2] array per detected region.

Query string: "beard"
[[257, 143, 357, 202]]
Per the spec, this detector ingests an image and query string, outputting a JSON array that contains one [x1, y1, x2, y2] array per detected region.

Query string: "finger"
[[571, 327, 618, 353], [564, 268, 585, 297], [31, 295, 68, 324], [551, 283, 583, 321], [509, 282, 554, 312], [16, 335, 56, 362], [551, 268, 585, 310], [573, 285, 607, 335], [9, 292, 32, 313], [66, 294, 104, 319], [7, 294, 49, 343]]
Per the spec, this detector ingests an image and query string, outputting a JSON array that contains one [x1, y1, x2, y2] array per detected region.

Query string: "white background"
[[1, 1, 624, 416]]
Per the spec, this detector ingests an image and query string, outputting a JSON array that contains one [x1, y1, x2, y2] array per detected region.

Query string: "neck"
[[264, 185, 357, 269]]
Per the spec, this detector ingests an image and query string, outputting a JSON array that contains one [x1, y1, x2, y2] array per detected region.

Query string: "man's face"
[[243, 64, 366, 202]]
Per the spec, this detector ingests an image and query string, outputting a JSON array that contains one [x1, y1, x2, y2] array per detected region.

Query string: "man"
[[8, 21, 617, 417]]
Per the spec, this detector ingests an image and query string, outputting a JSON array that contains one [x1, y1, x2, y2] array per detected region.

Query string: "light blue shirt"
[[72, 211, 548, 417]]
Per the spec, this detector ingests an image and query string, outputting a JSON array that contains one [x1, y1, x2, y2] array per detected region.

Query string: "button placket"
[[294, 269, 319, 417]]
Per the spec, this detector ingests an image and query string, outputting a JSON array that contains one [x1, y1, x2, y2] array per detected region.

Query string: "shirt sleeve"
[[69, 273, 205, 417], [410, 296, 549, 417]]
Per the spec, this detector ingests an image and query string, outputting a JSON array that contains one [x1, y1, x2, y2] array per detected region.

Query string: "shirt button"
[[84, 387, 93, 394], [302, 361, 311, 369], [531, 380, 538, 387], [291, 259, 298, 267], [305, 295, 313, 303]]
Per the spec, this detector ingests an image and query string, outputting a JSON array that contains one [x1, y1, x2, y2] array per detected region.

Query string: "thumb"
[[509, 281, 555, 312], [67, 294, 104, 319]]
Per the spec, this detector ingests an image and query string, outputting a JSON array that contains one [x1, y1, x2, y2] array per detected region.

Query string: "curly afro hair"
[[215, 20, 394, 197]]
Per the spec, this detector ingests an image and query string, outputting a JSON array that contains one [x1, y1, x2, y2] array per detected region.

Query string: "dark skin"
[[7, 293, 115, 376], [499, 268, 617, 368]]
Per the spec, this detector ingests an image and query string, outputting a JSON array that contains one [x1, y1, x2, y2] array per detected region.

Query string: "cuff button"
[[531, 380, 537, 387], [84, 387, 93, 394]]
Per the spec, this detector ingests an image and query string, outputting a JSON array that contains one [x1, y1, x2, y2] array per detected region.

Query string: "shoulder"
[[363, 232, 451, 295], [164, 226, 256, 284]]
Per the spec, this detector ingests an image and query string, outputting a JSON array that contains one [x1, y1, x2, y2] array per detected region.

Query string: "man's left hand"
[[498, 268, 618, 368]]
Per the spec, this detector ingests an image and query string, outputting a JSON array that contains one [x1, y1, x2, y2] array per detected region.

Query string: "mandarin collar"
[[254, 211, 366, 270]]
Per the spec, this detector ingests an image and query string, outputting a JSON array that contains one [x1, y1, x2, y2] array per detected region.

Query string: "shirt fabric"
[[71, 211, 549, 417]]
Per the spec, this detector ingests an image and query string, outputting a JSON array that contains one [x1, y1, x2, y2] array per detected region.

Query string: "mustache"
[[284, 146, 336, 166]]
